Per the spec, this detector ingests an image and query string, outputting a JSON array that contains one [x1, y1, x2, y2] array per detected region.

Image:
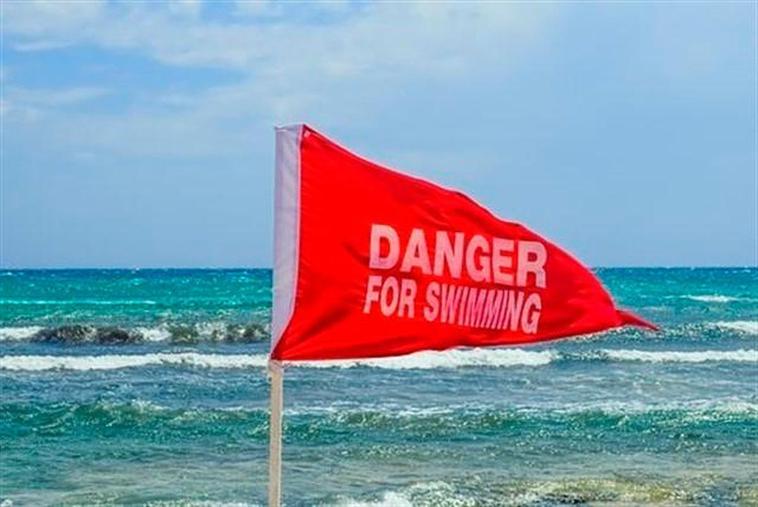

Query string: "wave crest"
[[2, 400, 754, 440], [306, 348, 557, 370], [0, 353, 268, 371], [1, 347, 756, 372], [0, 323, 270, 344], [0, 326, 44, 341], [598, 348, 756, 363], [0, 349, 554, 371], [712, 321, 758, 335], [681, 294, 741, 303], [335, 475, 758, 507]]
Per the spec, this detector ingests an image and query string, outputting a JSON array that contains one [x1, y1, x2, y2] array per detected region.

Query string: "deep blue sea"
[[1, 268, 756, 506]]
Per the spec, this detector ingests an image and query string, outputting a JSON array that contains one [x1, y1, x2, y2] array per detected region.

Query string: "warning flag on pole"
[[271, 124, 656, 362]]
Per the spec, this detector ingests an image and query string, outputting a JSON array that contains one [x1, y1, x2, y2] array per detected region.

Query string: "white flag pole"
[[267, 360, 284, 507]]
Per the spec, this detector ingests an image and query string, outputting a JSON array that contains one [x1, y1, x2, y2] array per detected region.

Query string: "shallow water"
[[1, 268, 756, 506]]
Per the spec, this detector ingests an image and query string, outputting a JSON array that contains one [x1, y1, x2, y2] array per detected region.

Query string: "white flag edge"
[[271, 124, 303, 353]]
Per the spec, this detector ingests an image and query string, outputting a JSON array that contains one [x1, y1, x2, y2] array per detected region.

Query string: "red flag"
[[271, 125, 655, 361]]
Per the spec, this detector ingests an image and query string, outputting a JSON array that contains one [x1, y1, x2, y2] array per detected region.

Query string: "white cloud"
[[2, 2, 556, 157], [4, 2, 551, 73], [3, 0, 105, 39]]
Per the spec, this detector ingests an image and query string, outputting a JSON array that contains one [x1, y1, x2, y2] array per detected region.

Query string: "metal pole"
[[267, 360, 284, 507]]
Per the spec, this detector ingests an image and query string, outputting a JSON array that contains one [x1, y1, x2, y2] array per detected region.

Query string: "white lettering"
[[521, 293, 542, 333], [517, 241, 547, 288], [501, 291, 524, 330], [481, 289, 504, 328], [398, 278, 417, 318], [379, 276, 399, 316], [424, 282, 440, 321], [363, 275, 383, 313], [465, 234, 490, 283], [492, 238, 514, 286], [369, 224, 400, 270], [400, 228, 432, 275], [440, 283, 463, 324], [433, 231, 464, 278]]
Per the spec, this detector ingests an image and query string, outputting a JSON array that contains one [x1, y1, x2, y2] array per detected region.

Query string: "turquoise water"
[[1, 268, 756, 506]]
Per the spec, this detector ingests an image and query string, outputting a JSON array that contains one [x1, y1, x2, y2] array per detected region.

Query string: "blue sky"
[[1, 1, 755, 268]]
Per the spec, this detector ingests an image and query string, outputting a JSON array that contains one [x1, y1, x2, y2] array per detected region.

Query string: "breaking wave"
[[0, 347, 755, 372], [0, 323, 269, 344], [4, 318, 756, 347], [332, 475, 758, 507], [598, 348, 757, 363], [1, 399, 754, 447], [0, 353, 269, 371], [307, 348, 557, 369], [0, 349, 553, 372], [681, 294, 741, 303], [5, 398, 756, 424], [712, 320, 758, 335], [0, 326, 44, 341], [145, 502, 255, 507]]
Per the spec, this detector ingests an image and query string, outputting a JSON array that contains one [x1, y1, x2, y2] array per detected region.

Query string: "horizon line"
[[1, 265, 756, 271]]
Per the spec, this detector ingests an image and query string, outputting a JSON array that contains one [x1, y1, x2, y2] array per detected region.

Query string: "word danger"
[[362, 224, 547, 333]]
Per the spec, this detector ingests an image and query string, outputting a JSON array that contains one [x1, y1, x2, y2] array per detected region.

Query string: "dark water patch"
[[16, 323, 270, 345], [32, 325, 143, 344], [165, 322, 268, 344], [4, 319, 753, 349]]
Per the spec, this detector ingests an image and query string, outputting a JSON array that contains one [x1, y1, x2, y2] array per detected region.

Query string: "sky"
[[1, 0, 755, 268]]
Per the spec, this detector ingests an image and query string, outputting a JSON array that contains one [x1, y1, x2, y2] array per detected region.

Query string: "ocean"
[[0, 268, 756, 506]]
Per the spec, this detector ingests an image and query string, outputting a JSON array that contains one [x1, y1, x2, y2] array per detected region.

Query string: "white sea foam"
[[2, 347, 755, 372], [305, 348, 557, 370], [535, 399, 758, 416], [0, 349, 555, 372], [712, 321, 758, 335], [195, 321, 229, 337], [600, 348, 757, 363], [335, 481, 467, 507], [335, 471, 758, 507], [0, 322, 265, 343], [336, 492, 413, 507], [0, 326, 43, 341], [146, 502, 257, 507], [682, 294, 739, 303], [295, 399, 758, 419], [0, 353, 269, 371], [134, 325, 173, 342], [36, 398, 756, 419]]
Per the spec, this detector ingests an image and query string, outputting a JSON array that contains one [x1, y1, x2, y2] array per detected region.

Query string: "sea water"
[[0, 268, 756, 506]]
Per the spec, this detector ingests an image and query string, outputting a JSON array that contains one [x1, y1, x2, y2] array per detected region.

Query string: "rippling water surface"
[[1, 268, 756, 506]]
